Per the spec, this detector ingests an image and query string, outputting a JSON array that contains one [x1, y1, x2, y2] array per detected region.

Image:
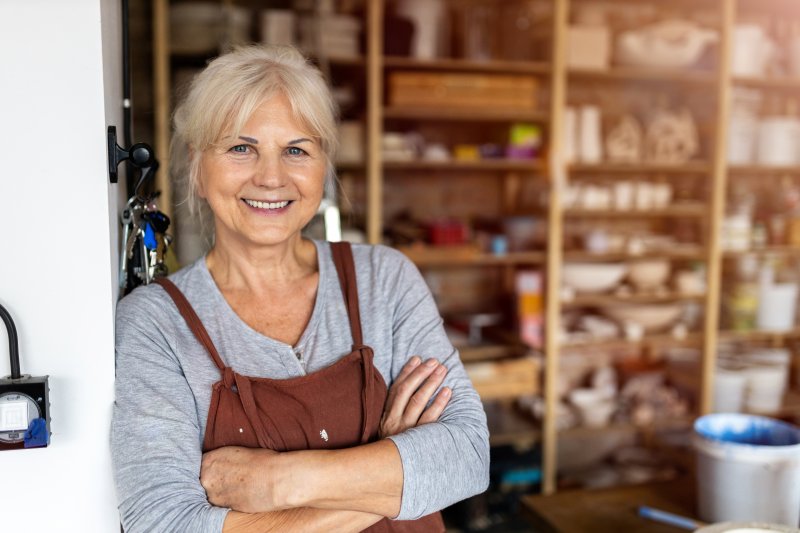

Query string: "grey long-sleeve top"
[[111, 240, 490, 532]]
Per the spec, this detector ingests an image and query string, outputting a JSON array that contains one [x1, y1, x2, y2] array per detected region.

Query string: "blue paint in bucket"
[[695, 413, 800, 447]]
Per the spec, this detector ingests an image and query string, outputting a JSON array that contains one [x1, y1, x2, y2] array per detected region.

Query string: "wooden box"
[[465, 356, 541, 401], [388, 71, 539, 110]]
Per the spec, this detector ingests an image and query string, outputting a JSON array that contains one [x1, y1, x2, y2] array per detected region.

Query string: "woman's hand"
[[379, 356, 452, 438], [201, 446, 286, 513]]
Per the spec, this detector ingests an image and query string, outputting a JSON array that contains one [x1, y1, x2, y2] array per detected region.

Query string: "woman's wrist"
[[277, 449, 331, 509], [277, 441, 403, 517]]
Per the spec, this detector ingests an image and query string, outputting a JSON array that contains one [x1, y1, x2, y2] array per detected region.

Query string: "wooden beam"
[[366, 0, 383, 244], [701, 0, 735, 415], [152, 0, 172, 220], [543, 0, 569, 496]]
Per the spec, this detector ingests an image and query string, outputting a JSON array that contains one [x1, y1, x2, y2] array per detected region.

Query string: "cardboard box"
[[567, 25, 611, 70]]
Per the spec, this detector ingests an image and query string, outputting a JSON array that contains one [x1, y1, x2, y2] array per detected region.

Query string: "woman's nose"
[[252, 155, 287, 188]]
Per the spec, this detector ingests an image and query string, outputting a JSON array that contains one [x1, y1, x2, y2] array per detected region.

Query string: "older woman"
[[111, 45, 489, 533]]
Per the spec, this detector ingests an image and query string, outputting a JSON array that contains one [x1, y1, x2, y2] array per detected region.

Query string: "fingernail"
[[435, 364, 446, 375], [426, 359, 438, 367], [409, 356, 421, 367], [442, 387, 451, 397]]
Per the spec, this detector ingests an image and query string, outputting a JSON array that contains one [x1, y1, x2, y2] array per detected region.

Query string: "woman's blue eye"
[[287, 146, 306, 156], [231, 145, 249, 153]]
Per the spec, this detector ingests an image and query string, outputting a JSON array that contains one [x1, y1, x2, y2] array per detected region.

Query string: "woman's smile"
[[242, 198, 293, 214]]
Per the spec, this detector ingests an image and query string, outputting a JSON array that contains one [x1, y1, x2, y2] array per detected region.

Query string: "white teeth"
[[245, 199, 290, 210]]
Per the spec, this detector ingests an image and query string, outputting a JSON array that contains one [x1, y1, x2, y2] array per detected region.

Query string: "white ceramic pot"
[[756, 282, 798, 331], [731, 24, 775, 77], [579, 105, 603, 163], [757, 118, 800, 166], [713, 367, 747, 413], [397, 0, 446, 59]]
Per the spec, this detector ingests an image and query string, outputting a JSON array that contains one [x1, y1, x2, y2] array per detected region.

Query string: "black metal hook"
[[0, 303, 21, 380], [108, 125, 155, 184]]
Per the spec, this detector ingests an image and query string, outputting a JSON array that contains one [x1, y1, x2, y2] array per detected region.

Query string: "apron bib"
[[155, 242, 444, 532]]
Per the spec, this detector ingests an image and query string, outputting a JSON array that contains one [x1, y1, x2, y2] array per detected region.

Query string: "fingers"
[[417, 387, 451, 425], [403, 363, 448, 424], [385, 358, 440, 421], [395, 356, 422, 383]]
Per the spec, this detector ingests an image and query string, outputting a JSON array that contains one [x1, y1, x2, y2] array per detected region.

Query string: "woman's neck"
[[205, 236, 317, 295]]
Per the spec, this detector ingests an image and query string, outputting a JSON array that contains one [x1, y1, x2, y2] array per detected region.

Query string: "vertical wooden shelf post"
[[152, 0, 172, 219], [366, 0, 384, 245], [543, 0, 569, 495], [702, 0, 735, 415]]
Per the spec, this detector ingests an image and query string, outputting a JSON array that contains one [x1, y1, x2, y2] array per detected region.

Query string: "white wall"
[[0, 0, 122, 530]]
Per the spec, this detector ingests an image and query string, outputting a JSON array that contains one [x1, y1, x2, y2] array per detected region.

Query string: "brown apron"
[[155, 242, 445, 532]]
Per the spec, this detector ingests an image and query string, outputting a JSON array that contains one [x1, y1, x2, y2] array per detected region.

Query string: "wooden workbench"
[[521, 478, 698, 532]]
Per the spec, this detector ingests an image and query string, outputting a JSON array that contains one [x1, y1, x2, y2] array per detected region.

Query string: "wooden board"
[[521, 478, 699, 533]]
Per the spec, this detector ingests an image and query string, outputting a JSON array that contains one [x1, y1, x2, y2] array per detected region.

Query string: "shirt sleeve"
[[380, 248, 490, 520], [111, 289, 229, 533]]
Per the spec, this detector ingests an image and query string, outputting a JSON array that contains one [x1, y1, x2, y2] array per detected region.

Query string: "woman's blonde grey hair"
[[171, 44, 339, 217]]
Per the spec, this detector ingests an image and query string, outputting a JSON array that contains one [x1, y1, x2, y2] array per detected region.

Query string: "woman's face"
[[198, 93, 327, 250]]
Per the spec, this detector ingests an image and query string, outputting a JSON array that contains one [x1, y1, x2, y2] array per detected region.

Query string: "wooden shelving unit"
[[562, 332, 704, 350], [728, 165, 800, 175], [723, 246, 800, 257], [152, 0, 800, 500], [568, 66, 717, 85], [562, 293, 706, 308], [562, 248, 707, 261], [564, 204, 707, 218], [383, 159, 545, 172], [568, 161, 713, 174], [383, 106, 549, 122], [384, 56, 551, 75]]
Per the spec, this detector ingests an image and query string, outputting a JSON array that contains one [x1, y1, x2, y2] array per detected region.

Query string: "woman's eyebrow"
[[238, 135, 259, 144], [288, 138, 313, 145]]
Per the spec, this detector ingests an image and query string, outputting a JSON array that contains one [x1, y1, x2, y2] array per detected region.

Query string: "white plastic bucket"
[[694, 414, 800, 526]]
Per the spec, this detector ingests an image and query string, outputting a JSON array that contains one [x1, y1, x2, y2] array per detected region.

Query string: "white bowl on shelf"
[[615, 20, 718, 69], [627, 259, 671, 291], [562, 262, 627, 294], [602, 303, 683, 333]]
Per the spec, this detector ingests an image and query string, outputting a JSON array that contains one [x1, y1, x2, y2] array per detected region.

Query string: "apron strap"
[[153, 278, 227, 373], [330, 243, 376, 444], [330, 242, 364, 348], [360, 346, 376, 444], [233, 372, 281, 450]]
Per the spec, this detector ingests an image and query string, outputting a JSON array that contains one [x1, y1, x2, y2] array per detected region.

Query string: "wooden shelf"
[[561, 332, 703, 350], [569, 66, 716, 85], [384, 159, 545, 172], [559, 417, 693, 440], [563, 248, 706, 262], [569, 162, 712, 174], [384, 106, 548, 122], [723, 246, 800, 258], [733, 76, 800, 91], [401, 248, 546, 267], [459, 343, 528, 362], [562, 293, 706, 308], [718, 327, 800, 342], [564, 204, 707, 218], [728, 165, 800, 175], [384, 56, 550, 75]]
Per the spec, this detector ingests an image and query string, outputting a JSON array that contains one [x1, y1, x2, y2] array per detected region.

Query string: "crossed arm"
[[200, 356, 452, 532]]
